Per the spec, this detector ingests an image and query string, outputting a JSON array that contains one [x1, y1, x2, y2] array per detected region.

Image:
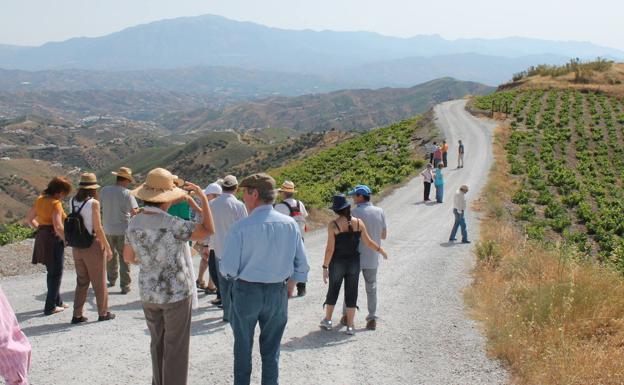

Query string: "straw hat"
[[78, 173, 100, 190], [131, 168, 187, 203], [111, 166, 134, 182], [278, 180, 296, 193]]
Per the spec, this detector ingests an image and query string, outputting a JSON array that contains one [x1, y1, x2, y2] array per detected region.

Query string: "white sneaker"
[[319, 318, 332, 330], [345, 326, 355, 335]]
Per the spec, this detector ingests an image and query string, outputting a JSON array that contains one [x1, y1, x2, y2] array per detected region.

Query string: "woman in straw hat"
[[123, 168, 215, 385], [25, 176, 73, 315], [68, 173, 115, 324]]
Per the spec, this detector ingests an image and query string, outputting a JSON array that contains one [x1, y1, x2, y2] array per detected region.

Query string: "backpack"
[[277, 200, 307, 232], [64, 198, 94, 249]]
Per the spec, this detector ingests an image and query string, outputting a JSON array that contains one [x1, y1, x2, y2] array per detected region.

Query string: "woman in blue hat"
[[320, 194, 388, 335]]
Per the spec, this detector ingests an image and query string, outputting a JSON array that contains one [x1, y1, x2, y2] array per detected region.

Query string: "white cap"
[[204, 182, 223, 195]]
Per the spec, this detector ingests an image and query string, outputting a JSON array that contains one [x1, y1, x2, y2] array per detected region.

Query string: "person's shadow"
[[281, 328, 355, 351]]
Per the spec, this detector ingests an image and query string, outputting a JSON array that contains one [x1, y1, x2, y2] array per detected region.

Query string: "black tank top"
[[331, 218, 361, 260]]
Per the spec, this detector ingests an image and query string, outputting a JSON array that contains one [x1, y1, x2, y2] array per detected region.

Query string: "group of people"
[[422, 139, 470, 244], [3, 165, 390, 385]]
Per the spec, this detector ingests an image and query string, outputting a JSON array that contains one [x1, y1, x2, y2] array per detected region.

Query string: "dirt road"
[[1, 100, 507, 385]]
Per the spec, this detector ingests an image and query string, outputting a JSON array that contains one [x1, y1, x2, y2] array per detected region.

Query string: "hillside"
[[466, 61, 624, 385], [0, 78, 484, 223], [164, 78, 494, 133], [0, 158, 72, 222], [498, 61, 624, 96]]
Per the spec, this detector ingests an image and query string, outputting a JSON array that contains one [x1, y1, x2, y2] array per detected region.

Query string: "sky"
[[1, 0, 622, 50]]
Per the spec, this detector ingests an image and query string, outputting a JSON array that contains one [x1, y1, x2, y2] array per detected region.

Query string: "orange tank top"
[[34, 196, 66, 225]]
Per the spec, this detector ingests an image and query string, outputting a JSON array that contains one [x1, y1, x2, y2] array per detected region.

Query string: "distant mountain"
[[163, 78, 494, 133], [336, 53, 571, 88], [0, 14, 621, 73]]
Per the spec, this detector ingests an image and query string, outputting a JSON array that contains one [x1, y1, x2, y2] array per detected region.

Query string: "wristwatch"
[[322, 265, 328, 269]]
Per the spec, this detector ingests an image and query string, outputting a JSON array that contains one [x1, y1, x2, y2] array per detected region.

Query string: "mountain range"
[[0, 14, 622, 89]]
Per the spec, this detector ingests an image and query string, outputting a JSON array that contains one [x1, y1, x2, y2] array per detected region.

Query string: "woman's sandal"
[[44, 306, 65, 316]]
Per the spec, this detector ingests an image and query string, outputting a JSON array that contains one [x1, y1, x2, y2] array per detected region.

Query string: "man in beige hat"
[[205, 174, 247, 321], [449, 184, 470, 244], [100, 166, 138, 294], [274, 180, 309, 297], [221, 173, 309, 385]]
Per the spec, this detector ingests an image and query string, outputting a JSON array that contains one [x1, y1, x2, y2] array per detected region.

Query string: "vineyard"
[[474, 89, 624, 268], [271, 117, 426, 208]]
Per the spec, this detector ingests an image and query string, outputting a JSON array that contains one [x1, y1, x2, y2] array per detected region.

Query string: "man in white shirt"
[[206, 175, 247, 322], [449, 185, 470, 244], [274, 180, 308, 297]]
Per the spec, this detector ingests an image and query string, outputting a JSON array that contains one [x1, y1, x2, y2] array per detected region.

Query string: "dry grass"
[[500, 63, 624, 98], [465, 124, 624, 385]]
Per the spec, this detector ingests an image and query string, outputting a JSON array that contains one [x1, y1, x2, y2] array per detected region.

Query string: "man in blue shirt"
[[221, 173, 309, 385], [344, 184, 387, 331]]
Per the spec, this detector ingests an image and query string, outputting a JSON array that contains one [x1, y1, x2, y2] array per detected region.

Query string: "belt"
[[237, 279, 289, 284]]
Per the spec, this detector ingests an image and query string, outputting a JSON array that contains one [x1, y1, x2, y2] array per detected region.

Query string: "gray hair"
[[251, 187, 277, 204]]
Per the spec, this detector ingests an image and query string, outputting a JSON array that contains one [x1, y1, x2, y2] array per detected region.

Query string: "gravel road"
[[0, 100, 507, 385]]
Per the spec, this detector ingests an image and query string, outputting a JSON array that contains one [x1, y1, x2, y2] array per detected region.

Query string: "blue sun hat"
[[347, 184, 372, 197], [331, 194, 351, 212]]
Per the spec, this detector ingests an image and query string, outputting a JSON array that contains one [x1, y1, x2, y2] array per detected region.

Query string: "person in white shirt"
[[209, 175, 248, 322], [274, 180, 309, 297], [449, 185, 470, 243], [420, 164, 434, 201]]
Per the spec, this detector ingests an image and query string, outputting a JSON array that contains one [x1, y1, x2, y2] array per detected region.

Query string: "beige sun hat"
[[278, 180, 296, 193], [111, 166, 134, 182], [78, 172, 100, 190], [131, 168, 187, 203]]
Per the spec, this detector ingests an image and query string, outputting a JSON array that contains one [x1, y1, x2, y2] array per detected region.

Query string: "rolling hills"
[[161, 78, 494, 133]]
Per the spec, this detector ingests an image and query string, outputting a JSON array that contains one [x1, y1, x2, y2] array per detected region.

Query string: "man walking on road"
[[449, 185, 470, 244], [274, 180, 308, 297], [458, 140, 465, 168], [209, 175, 247, 322], [342, 185, 387, 330], [100, 167, 138, 294], [429, 141, 438, 165], [221, 173, 309, 385]]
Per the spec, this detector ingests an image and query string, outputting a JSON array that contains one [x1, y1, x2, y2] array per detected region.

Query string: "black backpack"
[[64, 198, 94, 249], [279, 200, 302, 218]]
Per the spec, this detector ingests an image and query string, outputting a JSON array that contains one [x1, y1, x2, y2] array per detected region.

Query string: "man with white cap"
[[449, 185, 470, 243], [205, 175, 247, 322], [196, 182, 222, 295], [274, 180, 308, 297], [100, 166, 138, 294]]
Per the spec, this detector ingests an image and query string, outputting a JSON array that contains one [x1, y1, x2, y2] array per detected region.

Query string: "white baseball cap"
[[204, 182, 223, 195]]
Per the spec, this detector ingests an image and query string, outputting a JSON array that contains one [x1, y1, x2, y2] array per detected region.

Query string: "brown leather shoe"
[[366, 319, 377, 330], [340, 315, 348, 326]]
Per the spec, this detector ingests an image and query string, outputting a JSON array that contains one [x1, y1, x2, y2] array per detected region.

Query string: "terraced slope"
[[474, 89, 624, 266]]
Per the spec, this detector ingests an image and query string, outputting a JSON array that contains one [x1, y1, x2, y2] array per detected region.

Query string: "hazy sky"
[[2, 0, 622, 50]]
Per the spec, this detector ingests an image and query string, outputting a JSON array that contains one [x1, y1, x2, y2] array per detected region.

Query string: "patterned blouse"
[[125, 207, 195, 304]]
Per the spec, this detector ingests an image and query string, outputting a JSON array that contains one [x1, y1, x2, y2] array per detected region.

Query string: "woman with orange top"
[[25, 177, 72, 315]]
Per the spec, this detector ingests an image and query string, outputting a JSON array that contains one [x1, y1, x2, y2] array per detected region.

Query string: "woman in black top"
[[320, 194, 388, 335]]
